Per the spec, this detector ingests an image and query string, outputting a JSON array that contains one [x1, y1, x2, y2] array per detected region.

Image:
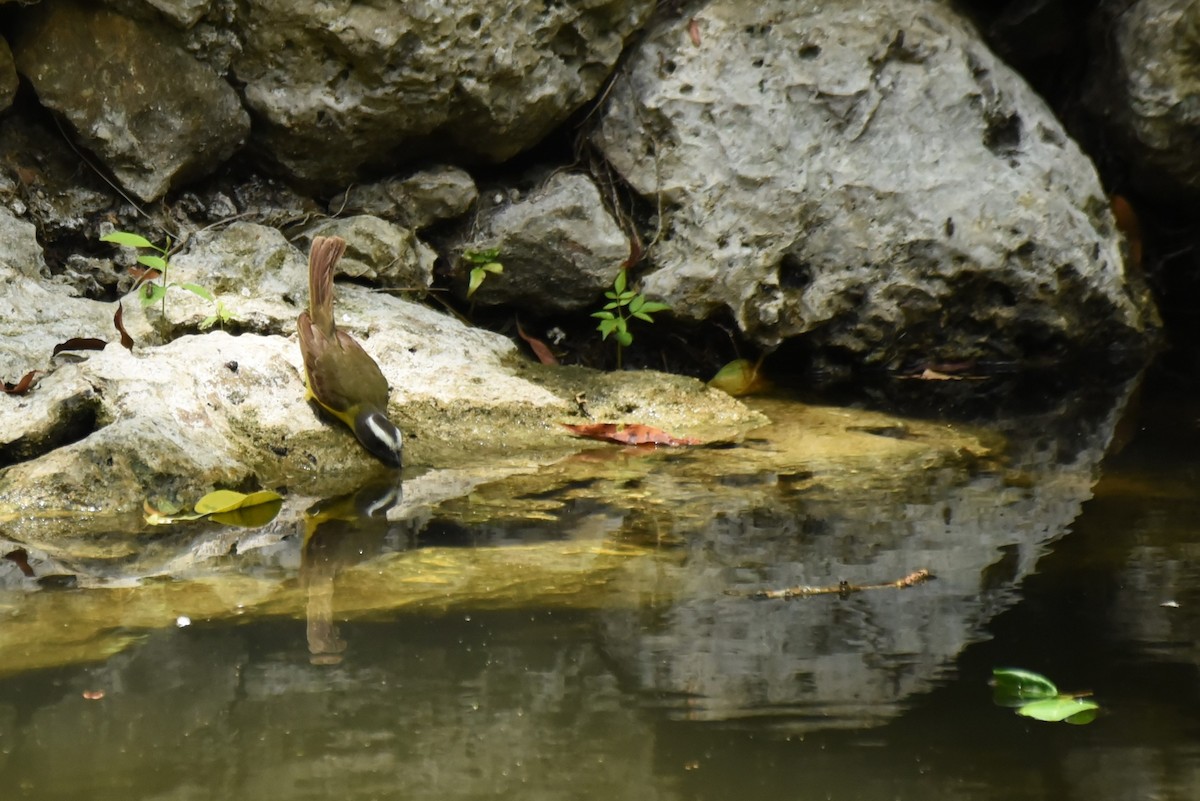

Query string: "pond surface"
[[1, 374, 1199, 800]]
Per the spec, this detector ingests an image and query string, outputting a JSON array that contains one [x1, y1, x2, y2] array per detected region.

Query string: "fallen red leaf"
[[515, 319, 559, 365], [1111, 194, 1142, 272], [114, 302, 134, 350], [3, 549, 36, 577], [52, 337, 107, 356], [128, 265, 162, 282], [82, 690, 105, 701], [688, 18, 702, 47], [1, 370, 40, 395], [562, 422, 702, 446]]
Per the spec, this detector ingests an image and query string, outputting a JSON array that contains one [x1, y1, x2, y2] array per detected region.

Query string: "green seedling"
[[592, 269, 669, 369], [463, 248, 504, 313], [101, 231, 229, 329]]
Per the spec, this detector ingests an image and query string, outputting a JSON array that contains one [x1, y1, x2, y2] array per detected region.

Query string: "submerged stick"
[[728, 568, 934, 600]]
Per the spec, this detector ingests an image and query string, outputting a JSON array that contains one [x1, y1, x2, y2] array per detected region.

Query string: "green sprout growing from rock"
[[592, 268, 669, 369], [463, 247, 503, 315], [101, 230, 230, 329]]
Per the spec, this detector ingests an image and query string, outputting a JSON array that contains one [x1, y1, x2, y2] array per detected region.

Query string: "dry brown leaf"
[[52, 338, 107, 356], [1111, 194, 1142, 272], [3, 549, 36, 577], [114, 302, 134, 350], [562, 422, 702, 446], [1, 370, 40, 395], [515, 319, 559, 365]]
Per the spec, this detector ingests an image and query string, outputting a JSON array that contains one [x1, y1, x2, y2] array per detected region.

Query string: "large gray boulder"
[[1087, 0, 1200, 198], [594, 0, 1159, 369], [11, 1, 249, 202], [457, 172, 631, 313], [229, 0, 655, 187]]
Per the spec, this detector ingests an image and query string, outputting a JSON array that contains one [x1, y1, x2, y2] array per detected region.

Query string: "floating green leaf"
[[1015, 697, 1100, 724], [991, 668, 1099, 725], [194, 489, 284, 515], [992, 667, 1059, 706], [145, 489, 284, 527]]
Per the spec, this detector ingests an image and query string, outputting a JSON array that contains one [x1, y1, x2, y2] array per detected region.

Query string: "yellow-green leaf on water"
[[194, 489, 284, 515], [709, 358, 768, 397], [1016, 696, 1100, 724], [209, 498, 283, 528], [991, 667, 1059, 706]]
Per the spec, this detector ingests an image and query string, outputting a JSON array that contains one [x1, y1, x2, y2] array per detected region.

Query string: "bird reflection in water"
[[301, 480, 404, 665]]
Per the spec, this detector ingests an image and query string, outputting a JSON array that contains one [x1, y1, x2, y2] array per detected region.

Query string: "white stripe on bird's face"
[[358, 410, 404, 467]]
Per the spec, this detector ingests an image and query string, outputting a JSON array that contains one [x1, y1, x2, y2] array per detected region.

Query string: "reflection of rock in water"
[[597, 376, 1141, 732]]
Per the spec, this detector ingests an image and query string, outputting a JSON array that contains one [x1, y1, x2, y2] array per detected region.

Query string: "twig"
[[728, 568, 934, 600]]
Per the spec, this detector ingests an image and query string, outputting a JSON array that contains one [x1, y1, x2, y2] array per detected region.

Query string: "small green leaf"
[[992, 668, 1059, 706], [638, 301, 671, 314], [137, 255, 167, 271], [631, 311, 656, 323], [102, 231, 156, 249], [629, 295, 645, 313], [591, 311, 615, 320], [464, 248, 501, 264], [140, 283, 166, 307], [483, 262, 504, 274], [613, 270, 627, 294], [603, 301, 619, 310], [597, 318, 619, 338], [180, 282, 215, 302], [616, 329, 633, 347], [199, 315, 218, 330], [467, 267, 486, 298], [1016, 697, 1100, 724]]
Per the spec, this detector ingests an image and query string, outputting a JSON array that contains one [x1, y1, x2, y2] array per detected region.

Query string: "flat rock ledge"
[[0, 318, 764, 541]]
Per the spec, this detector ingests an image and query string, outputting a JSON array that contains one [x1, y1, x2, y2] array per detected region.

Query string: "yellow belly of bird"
[[305, 375, 358, 430]]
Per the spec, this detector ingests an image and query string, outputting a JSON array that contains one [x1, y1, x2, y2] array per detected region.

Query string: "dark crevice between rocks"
[[0, 391, 102, 469]]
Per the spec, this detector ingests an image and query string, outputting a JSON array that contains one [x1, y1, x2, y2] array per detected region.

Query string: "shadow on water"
[[2, 371, 1200, 799]]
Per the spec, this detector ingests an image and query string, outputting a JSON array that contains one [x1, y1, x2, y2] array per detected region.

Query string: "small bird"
[[297, 236, 404, 467]]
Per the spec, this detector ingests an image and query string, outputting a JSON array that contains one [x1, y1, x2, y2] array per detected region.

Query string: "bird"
[[297, 235, 404, 467]]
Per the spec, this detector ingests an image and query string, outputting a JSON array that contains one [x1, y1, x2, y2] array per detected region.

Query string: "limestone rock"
[[1087, 0, 1200, 198], [230, 0, 655, 187], [329, 166, 479, 230], [307, 215, 437, 290], [593, 0, 1160, 369], [0, 210, 117, 383], [0, 36, 16, 112], [12, 1, 249, 202], [0, 221, 764, 529], [457, 172, 630, 313]]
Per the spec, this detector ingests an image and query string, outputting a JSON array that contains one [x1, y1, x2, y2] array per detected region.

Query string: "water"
[[1, 375, 1199, 800]]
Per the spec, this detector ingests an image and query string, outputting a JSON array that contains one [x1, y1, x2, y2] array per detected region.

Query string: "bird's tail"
[[308, 236, 347, 333]]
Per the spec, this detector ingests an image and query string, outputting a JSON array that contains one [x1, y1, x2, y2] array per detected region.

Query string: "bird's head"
[[354, 409, 404, 468]]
